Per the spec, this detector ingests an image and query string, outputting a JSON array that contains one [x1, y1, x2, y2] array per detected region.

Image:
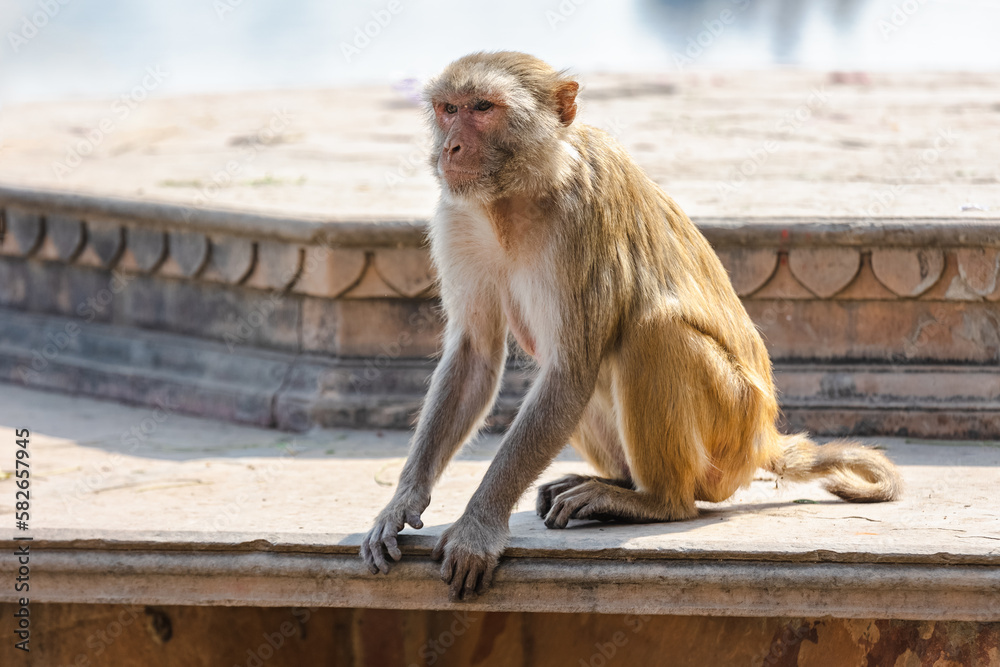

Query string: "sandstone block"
[[333, 299, 442, 358], [77, 219, 124, 269], [342, 257, 399, 299], [160, 231, 209, 278], [294, 246, 367, 297], [833, 253, 898, 300], [788, 247, 860, 297], [120, 228, 168, 273], [36, 214, 84, 261], [714, 247, 778, 297], [246, 241, 302, 291], [956, 248, 999, 297], [373, 248, 437, 297], [871, 248, 944, 297], [119, 275, 301, 351], [0, 207, 43, 256], [301, 296, 340, 354], [203, 236, 255, 284], [748, 253, 814, 300]]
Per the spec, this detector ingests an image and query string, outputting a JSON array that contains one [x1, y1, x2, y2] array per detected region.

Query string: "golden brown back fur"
[[559, 123, 901, 507]]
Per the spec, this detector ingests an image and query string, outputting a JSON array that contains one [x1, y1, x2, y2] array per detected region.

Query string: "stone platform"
[[1, 71, 998, 220], [1, 384, 998, 623]]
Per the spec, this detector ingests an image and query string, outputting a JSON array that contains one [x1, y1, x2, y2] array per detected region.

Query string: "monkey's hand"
[[432, 514, 509, 601], [360, 492, 428, 575]]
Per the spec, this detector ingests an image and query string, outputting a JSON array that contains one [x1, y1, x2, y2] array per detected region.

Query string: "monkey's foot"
[[543, 479, 669, 529], [536, 474, 633, 519], [536, 474, 595, 518], [432, 515, 508, 602]]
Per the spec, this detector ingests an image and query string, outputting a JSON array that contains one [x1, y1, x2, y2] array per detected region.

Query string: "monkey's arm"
[[433, 360, 599, 600], [361, 315, 506, 575]]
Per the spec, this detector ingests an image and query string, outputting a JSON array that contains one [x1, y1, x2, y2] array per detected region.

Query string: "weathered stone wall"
[[1, 187, 998, 436]]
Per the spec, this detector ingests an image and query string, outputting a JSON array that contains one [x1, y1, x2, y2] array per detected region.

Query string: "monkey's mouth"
[[440, 165, 484, 186]]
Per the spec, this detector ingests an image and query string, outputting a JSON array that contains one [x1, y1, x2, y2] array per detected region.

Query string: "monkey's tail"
[[765, 433, 902, 503]]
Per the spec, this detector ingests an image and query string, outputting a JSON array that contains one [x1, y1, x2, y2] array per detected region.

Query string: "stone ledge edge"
[[1, 534, 996, 567], [0, 548, 996, 620], [3, 183, 1000, 247]]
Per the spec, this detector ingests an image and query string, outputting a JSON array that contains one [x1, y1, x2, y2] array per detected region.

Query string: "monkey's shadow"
[[504, 496, 845, 542], [380, 497, 848, 559]]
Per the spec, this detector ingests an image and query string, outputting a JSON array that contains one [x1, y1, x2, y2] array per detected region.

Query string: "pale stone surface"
[[0, 383, 996, 562], [0, 73, 997, 222], [1, 383, 998, 618]]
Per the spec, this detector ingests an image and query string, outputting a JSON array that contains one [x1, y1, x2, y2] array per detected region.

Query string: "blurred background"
[[2, 0, 1000, 105]]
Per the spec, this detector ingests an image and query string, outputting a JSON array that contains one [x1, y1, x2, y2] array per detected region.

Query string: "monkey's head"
[[424, 52, 580, 201]]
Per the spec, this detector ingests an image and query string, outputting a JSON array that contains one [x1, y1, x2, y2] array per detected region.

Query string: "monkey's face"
[[424, 52, 580, 201], [430, 94, 509, 196]]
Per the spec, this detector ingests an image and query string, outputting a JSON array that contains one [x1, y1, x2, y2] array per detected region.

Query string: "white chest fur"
[[430, 201, 562, 366]]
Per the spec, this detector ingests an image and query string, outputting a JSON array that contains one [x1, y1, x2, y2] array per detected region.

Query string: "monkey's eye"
[[473, 100, 494, 112], [444, 103, 458, 114]]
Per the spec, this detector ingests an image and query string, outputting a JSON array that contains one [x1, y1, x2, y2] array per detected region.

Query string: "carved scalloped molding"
[[1, 208, 995, 302]]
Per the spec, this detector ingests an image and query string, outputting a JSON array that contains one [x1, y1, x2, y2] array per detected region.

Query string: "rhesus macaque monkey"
[[361, 52, 901, 600]]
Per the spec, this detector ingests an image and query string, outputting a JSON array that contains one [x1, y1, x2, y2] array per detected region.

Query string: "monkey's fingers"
[[448, 561, 473, 601], [369, 527, 394, 574], [439, 552, 456, 585], [461, 567, 483, 601], [372, 545, 390, 574], [406, 511, 424, 530], [431, 532, 447, 562], [384, 534, 402, 562], [478, 560, 495, 594], [359, 540, 380, 575]]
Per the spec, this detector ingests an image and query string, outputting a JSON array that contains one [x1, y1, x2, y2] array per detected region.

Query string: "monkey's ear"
[[555, 81, 579, 126]]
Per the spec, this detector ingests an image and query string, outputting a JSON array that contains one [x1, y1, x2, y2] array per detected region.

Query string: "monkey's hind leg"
[[537, 390, 635, 520], [543, 320, 714, 529]]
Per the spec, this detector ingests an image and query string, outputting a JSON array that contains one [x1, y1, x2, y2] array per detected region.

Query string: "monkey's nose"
[[445, 144, 461, 158]]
